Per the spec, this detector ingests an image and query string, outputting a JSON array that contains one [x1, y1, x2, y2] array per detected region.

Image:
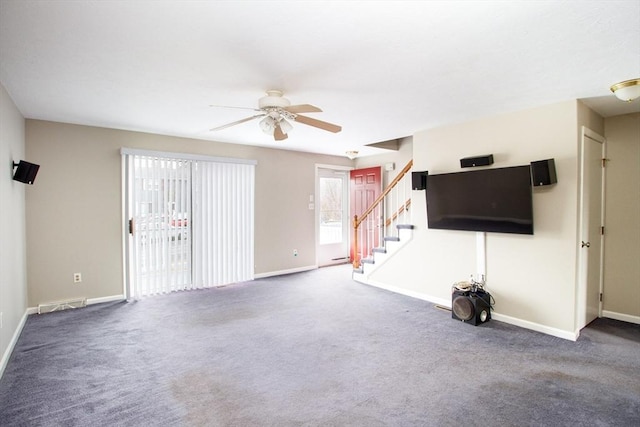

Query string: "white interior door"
[[317, 167, 350, 266], [577, 127, 606, 330]]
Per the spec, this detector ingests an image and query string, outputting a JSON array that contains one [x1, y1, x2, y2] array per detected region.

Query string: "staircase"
[[352, 160, 414, 283], [353, 223, 414, 282]]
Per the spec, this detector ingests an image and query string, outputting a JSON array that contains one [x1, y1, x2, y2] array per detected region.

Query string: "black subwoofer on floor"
[[452, 289, 492, 326]]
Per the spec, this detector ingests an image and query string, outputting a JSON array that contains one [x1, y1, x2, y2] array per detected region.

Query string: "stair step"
[[397, 224, 415, 230], [354, 223, 414, 283]]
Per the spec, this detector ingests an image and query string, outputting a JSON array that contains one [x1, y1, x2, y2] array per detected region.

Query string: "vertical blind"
[[192, 161, 255, 288], [123, 149, 255, 298], [128, 155, 192, 298]]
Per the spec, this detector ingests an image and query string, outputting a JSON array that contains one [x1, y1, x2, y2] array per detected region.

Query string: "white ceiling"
[[1, 0, 639, 157]]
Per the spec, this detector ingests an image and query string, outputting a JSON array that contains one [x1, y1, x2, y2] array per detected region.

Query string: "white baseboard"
[[254, 265, 318, 279], [356, 278, 578, 341], [602, 310, 640, 325], [361, 278, 451, 308], [490, 312, 579, 341], [87, 294, 125, 305], [0, 309, 29, 380]]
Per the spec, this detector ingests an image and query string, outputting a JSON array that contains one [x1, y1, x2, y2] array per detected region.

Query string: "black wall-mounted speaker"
[[12, 160, 40, 185], [452, 290, 492, 326], [530, 159, 557, 186], [412, 171, 428, 190], [460, 154, 494, 168]]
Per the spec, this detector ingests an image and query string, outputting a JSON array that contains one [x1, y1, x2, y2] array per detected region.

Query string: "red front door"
[[350, 166, 382, 263]]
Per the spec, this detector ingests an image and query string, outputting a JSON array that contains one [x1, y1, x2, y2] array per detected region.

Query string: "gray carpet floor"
[[1, 264, 639, 426]]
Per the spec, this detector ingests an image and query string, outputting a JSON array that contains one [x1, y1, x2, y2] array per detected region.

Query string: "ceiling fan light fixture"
[[279, 118, 293, 134], [259, 116, 276, 134], [610, 78, 640, 102]]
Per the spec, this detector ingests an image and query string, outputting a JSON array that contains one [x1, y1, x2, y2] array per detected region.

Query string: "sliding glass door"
[[123, 149, 255, 298]]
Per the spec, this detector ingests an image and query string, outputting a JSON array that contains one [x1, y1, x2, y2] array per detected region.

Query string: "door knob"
[[581, 241, 591, 248]]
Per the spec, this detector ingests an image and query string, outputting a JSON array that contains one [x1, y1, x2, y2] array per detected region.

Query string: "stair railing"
[[353, 159, 413, 269]]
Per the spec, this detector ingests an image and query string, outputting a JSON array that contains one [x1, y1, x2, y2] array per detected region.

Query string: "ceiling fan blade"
[[210, 104, 262, 112], [273, 123, 288, 141], [294, 114, 342, 133], [210, 114, 265, 131], [283, 104, 322, 114]]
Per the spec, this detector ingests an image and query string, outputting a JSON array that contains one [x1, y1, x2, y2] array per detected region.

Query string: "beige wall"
[[369, 100, 584, 338], [603, 113, 640, 320], [0, 82, 28, 366], [25, 120, 352, 307]]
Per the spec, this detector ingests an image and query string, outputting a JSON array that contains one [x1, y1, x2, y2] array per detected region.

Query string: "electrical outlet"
[[73, 273, 82, 283], [293, 249, 298, 257]]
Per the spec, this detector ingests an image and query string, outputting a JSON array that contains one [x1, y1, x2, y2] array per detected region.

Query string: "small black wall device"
[[460, 154, 494, 168], [452, 289, 492, 326], [13, 160, 40, 185], [530, 159, 557, 186], [412, 171, 428, 190]]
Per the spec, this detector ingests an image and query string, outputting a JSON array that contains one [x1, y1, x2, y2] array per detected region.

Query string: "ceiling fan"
[[209, 90, 342, 141]]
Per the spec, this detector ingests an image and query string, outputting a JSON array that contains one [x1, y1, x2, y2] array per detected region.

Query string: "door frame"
[[576, 126, 606, 330], [315, 164, 353, 267]]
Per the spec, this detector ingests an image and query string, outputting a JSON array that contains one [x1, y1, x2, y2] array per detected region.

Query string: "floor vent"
[[38, 298, 87, 314]]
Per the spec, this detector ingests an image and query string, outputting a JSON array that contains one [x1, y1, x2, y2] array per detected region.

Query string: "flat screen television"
[[426, 165, 534, 235]]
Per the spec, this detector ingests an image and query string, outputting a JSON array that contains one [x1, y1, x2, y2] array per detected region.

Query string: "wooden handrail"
[[353, 159, 413, 268], [354, 159, 413, 229]]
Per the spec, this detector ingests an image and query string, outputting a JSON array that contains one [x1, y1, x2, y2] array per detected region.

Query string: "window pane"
[[319, 177, 343, 244]]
